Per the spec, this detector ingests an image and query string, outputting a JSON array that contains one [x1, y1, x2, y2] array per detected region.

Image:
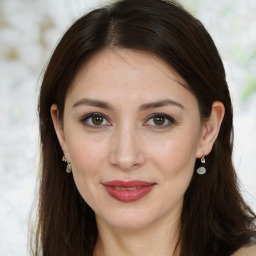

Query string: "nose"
[[109, 125, 146, 171]]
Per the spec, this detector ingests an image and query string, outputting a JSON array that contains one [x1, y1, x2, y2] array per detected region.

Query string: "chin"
[[96, 208, 159, 230]]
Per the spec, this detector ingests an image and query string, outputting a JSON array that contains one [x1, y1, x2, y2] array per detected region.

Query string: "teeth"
[[114, 187, 142, 191]]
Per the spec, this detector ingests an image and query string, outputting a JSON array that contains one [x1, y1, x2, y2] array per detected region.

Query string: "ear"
[[196, 101, 225, 158], [51, 104, 71, 162]]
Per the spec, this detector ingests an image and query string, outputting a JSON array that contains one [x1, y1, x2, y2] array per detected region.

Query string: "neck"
[[94, 210, 181, 256]]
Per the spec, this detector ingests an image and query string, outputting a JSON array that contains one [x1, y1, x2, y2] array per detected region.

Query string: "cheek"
[[66, 131, 107, 170], [148, 132, 199, 177], [65, 135, 107, 206]]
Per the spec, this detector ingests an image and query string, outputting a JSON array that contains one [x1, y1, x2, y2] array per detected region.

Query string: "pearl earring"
[[196, 155, 206, 175], [62, 156, 72, 173]]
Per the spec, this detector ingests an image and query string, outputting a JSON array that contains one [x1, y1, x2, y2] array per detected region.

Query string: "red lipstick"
[[102, 180, 155, 202]]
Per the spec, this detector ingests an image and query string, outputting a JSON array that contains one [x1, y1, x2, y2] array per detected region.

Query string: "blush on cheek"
[[68, 140, 99, 164], [157, 143, 195, 176]]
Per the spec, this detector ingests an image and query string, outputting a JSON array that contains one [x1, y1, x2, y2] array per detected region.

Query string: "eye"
[[81, 113, 111, 128], [145, 113, 175, 128]]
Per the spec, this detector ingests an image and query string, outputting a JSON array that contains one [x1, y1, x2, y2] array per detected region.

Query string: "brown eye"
[[145, 113, 175, 128], [153, 116, 165, 126], [81, 113, 111, 128], [92, 116, 104, 125]]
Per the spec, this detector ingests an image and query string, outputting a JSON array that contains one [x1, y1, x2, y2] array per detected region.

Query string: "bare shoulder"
[[232, 244, 256, 256]]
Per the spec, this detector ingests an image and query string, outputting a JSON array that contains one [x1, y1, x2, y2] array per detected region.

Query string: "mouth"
[[113, 186, 144, 191], [102, 180, 156, 202]]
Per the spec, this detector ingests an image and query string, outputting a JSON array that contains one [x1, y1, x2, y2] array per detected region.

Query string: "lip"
[[102, 180, 156, 202]]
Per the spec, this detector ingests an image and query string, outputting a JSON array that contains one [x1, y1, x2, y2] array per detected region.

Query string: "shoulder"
[[232, 244, 256, 256]]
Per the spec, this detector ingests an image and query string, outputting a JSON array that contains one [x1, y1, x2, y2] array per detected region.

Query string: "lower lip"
[[103, 185, 155, 202]]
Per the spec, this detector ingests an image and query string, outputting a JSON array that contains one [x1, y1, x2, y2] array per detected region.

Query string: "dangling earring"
[[196, 155, 206, 175], [62, 156, 72, 173]]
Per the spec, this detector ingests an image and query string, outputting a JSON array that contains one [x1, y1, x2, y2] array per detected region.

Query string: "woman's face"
[[52, 49, 206, 230]]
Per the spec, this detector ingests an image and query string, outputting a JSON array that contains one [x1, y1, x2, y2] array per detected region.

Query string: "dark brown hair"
[[32, 0, 256, 255]]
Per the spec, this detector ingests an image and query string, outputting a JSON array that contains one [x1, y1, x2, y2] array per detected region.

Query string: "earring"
[[62, 156, 72, 173], [196, 155, 206, 175], [66, 163, 72, 173]]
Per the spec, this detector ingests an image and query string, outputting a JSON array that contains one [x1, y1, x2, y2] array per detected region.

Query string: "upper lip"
[[102, 180, 156, 188]]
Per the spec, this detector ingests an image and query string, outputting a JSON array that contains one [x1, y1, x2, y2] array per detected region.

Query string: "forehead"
[[67, 48, 192, 105]]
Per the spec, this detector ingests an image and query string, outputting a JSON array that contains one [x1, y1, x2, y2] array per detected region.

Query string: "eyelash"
[[145, 113, 175, 129], [80, 113, 111, 129], [80, 113, 175, 129]]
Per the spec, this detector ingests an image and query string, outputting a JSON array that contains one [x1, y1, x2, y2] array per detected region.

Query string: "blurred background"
[[0, 0, 255, 255]]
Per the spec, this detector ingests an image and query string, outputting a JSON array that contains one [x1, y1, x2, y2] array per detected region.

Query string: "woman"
[[31, 0, 256, 255]]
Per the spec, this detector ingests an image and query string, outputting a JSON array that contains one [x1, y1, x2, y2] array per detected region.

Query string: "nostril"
[[109, 151, 146, 171], [108, 128, 146, 170]]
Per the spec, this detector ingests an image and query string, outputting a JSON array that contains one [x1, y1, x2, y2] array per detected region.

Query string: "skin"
[[51, 49, 225, 256], [232, 245, 256, 256]]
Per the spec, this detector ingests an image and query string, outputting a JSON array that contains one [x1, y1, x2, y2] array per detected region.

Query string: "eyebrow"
[[72, 98, 184, 110], [73, 98, 114, 110], [139, 99, 184, 111]]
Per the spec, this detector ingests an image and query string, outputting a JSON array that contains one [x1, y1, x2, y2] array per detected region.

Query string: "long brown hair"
[[31, 0, 256, 255]]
